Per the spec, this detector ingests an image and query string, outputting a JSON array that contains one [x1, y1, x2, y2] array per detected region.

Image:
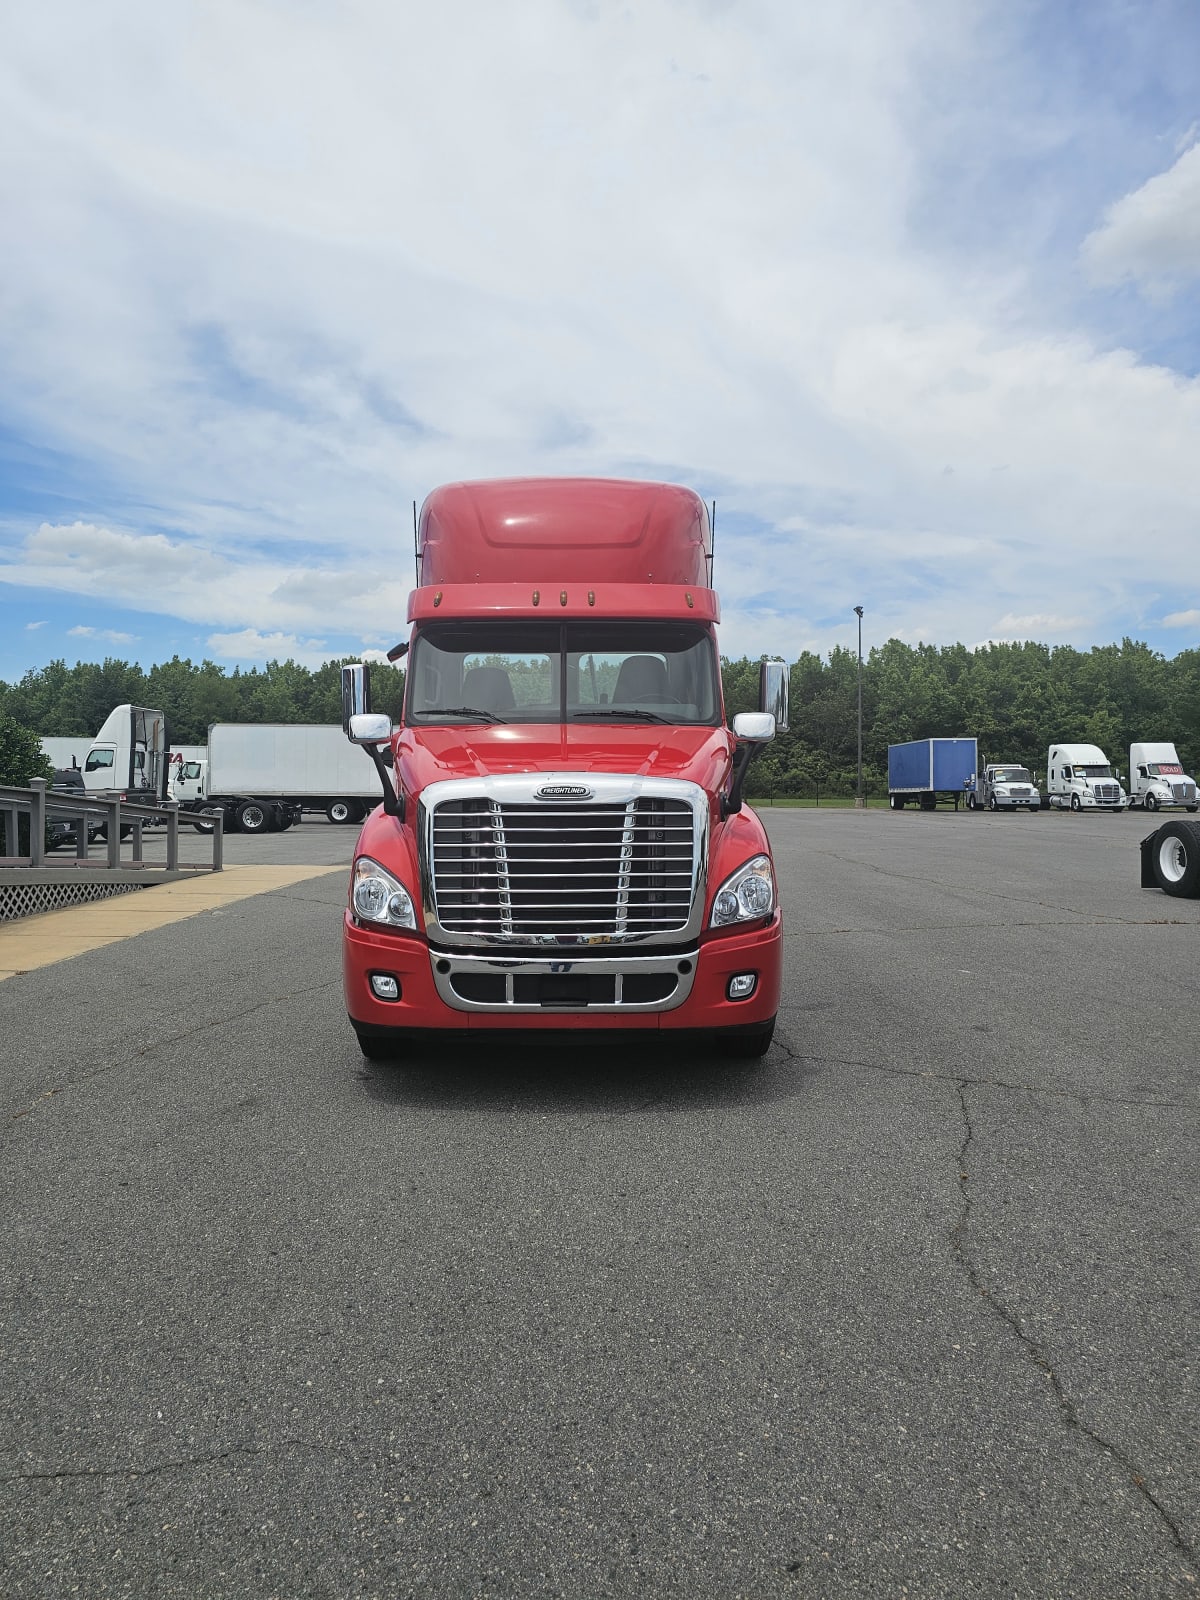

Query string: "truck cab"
[[1045, 743, 1126, 811], [339, 477, 786, 1062], [83, 705, 169, 802], [1128, 742, 1199, 813], [975, 763, 1040, 812]]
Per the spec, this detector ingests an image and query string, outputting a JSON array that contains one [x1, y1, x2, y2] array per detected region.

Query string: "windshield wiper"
[[416, 706, 505, 724], [571, 708, 672, 723]]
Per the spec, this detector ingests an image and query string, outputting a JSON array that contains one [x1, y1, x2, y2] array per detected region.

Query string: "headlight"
[[710, 854, 774, 927], [352, 856, 417, 930]]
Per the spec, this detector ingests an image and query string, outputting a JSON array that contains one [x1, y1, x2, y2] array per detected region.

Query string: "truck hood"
[[394, 723, 735, 800]]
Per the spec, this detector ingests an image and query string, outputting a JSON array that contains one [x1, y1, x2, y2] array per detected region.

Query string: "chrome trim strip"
[[429, 946, 700, 1012]]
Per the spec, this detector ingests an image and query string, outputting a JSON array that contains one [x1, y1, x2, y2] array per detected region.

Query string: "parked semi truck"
[[1126, 742, 1198, 813], [969, 762, 1040, 812], [887, 738, 978, 810], [1044, 743, 1126, 811], [173, 723, 384, 832], [338, 476, 787, 1060]]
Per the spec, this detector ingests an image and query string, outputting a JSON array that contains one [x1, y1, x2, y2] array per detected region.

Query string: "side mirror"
[[349, 712, 392, 746], [759, 659, 789, 731], [732, 712, 775, 743], [341, 662, 371, 731]]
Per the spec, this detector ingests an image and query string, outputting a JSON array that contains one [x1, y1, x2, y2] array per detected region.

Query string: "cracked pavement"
[[1, 809, 1196, 1598]]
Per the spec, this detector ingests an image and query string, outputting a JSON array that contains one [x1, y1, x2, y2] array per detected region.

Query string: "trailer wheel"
[[1151, 821, 1200, 897], [718, 1019, 775, 1059], [327, 800, 355, 824], [919, 793, 936, 811], [889, 794, 905, 810], [236, 800, 271, 833]]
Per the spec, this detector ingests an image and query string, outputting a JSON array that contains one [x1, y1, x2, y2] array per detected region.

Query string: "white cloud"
[[1163, 609, 1200, 628], [994, 613, 1089, 636], [1082, 141, 1200, 292], [67, 624, 137, 643], [25, 620, 47, 630], [205, 628, 331, 668]]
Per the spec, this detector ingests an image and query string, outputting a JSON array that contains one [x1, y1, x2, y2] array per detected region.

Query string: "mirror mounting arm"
[[721, 742, 758, 819], [363, 743, 403, 821]]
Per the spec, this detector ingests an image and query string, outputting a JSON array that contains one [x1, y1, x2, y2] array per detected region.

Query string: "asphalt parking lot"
[[0, 807, 1196, 1599]]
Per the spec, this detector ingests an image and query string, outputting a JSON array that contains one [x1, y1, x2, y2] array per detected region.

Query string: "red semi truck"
[[340, 477, 787, 1060]]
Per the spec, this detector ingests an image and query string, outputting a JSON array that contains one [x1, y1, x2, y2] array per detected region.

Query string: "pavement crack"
[[3, 1441, 309, 1483], [3, 983, 343, 1130], [951, 1080, 1197, 1573]]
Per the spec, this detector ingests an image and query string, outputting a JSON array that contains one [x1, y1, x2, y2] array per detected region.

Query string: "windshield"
[[1080, 765, 1113, 779], [1147, 764, 1183, 776], [406, 621, 721, 725], [992, 768, 1031, 784]]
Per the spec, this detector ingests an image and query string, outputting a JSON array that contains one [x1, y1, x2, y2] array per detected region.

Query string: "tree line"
[[4, 637, 1200, 796]]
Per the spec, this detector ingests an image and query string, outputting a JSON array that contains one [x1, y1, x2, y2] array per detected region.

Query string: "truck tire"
[[718, 1018, 775, 1059], [1144, 792, 1157, 812], [1070, 794, 1081, 812], [1150, 820, 1200, 897], [987, 794, 997, 811], [889, 794, 905, 810], [919, 793, 936, 811], [235, 800, 271, 834], [354, 1028, 402, 1062], [327, 800, 355, 824]]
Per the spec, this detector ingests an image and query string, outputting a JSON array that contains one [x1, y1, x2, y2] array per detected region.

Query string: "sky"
[[2, 0, 1200, 685]]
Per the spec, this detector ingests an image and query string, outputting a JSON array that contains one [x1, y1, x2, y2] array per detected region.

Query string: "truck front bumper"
[[344, 911, 782, 1035]]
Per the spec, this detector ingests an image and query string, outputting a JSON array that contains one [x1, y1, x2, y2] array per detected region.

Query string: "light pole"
[[853, 605, 864, 809]]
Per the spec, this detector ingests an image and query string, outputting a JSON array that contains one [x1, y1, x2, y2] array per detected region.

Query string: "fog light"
[[370, 973, 401, 1002], [728, 973, 757, 1000]]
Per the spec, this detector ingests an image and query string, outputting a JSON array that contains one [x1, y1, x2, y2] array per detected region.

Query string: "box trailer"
[[888, 738, 978, 810]]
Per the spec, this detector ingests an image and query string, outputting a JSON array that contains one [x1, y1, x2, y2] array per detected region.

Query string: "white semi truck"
[[1127, 742, 1198, 812], [1044, 743, 1126, 812], [173, 723, 384, 833]]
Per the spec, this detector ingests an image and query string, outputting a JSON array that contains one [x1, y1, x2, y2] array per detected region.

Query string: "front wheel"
[[987, 795, 997, 811], [354, 1028, 402, 1062], [718, 1019, 775, 1059], [1144, 793, 1158, 812], [1070, 794, 1081, 812]]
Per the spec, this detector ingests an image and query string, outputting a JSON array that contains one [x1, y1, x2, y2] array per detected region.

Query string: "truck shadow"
[[352, 1030, 812, 1114]]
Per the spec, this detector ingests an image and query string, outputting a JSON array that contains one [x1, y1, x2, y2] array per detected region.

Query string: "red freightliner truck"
[[340, 477, 787, 1060]]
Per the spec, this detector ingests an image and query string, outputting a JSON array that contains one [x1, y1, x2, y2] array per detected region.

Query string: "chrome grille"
[[1172, 782, 1196, 803], [421, 775, 707, 946], [1093, 782, 1120, 803], [431, 796, 695, 938]]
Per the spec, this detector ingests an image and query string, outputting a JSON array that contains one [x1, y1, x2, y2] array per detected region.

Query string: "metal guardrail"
[[0, 778, 224, 874]]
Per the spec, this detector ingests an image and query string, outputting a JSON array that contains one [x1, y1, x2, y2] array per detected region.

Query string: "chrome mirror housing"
[[732, 712, 775, 743], [348, 712, 392, 746], [341, 662, 371, 731], [759, 659, 788, 731]]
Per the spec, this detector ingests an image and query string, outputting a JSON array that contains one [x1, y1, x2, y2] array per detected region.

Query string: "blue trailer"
[[888, 738, 978, 811]]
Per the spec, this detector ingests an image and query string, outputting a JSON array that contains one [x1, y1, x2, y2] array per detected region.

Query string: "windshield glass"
[[1080, 765, 1114, 779], [1147, 764, 1183, 776], [406, 621, 720, 725], [992, 768, 1031, 784]]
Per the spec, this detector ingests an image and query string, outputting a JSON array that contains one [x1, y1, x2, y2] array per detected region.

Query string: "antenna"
[[412, 499, 420, 587], [709, 500, 716, 585]]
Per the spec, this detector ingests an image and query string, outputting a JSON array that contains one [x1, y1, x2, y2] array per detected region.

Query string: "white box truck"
[[175, 723, 384, 833], [971, 762, 1040, 812], [1044, 743, 1126, 811], [1127, 742, 1198, 813]]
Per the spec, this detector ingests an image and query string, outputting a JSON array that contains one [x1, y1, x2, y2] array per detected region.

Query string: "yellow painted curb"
[[0, 865, 346, 980]]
